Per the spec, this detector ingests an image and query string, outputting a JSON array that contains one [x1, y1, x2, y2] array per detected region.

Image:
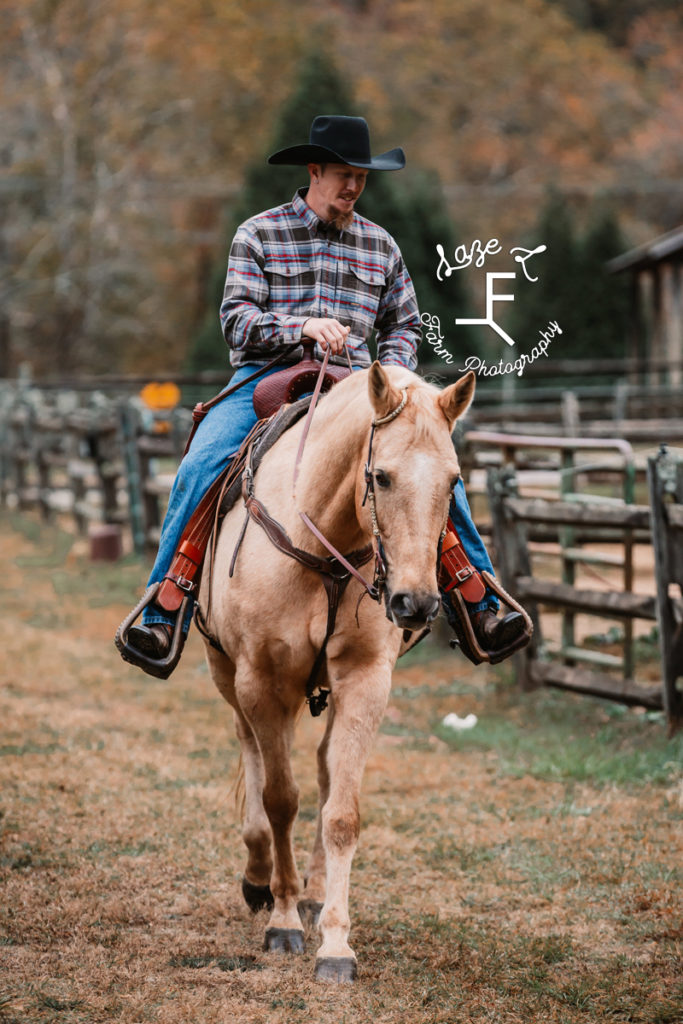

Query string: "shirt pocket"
[[345, 261, 386, 336], [263, 259, 316, 308]]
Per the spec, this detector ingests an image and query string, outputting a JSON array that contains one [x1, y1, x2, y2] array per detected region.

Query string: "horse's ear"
[[438, 370, 476, 428], [368, 361, 403, 420]]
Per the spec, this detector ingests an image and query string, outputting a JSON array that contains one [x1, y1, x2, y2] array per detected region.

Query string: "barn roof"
[[608, 224, 683, 274]]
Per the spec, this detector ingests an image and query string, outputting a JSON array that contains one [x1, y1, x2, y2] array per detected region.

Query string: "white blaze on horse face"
[[372, 443, 459, 624]]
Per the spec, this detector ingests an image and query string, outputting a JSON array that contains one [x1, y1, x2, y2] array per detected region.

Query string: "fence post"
[[648, 446, 683, 732], [487, 466, 540, 690], [118, 400, 147, 555]]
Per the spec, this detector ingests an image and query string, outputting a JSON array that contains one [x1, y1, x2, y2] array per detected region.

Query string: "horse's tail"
[[230, 753, 246, 822]]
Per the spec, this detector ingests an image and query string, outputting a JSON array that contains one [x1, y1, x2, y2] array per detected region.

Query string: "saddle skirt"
[[218, 395, 312, 521], [154, 396, 313, 617]]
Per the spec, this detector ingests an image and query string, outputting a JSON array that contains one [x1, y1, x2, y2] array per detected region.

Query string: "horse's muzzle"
[[387, 591, 441, 630]]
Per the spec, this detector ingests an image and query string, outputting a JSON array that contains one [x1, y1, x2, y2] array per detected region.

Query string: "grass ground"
[[0, 514, 681, 1024]]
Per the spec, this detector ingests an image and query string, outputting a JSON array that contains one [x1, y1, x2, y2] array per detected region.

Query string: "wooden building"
[[608, 225, 683, 386]]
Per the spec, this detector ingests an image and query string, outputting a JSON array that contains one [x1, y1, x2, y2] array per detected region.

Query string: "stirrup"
[[114, 581, 189, 680], [446, 570, 533, 666]]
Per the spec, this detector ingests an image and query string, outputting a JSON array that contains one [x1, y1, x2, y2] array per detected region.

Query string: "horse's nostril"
[[389, 592, 440, 624], [389, 592, 415, 620]]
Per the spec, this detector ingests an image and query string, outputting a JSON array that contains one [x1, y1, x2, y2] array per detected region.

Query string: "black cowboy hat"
[[267, 115, 405, 171]]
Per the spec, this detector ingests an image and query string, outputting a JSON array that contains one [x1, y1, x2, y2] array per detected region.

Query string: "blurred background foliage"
[[1, 0, 681, 377]]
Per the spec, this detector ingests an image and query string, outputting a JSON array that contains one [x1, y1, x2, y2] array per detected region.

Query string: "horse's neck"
[[292, 386, 370, 554]]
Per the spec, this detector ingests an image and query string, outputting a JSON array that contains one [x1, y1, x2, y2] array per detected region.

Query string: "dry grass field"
[[1, 513, 681, 1024]]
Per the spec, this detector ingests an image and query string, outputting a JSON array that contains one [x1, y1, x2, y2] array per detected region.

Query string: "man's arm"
[[374, 244, 422, 370], [220, 225, 311, 351]]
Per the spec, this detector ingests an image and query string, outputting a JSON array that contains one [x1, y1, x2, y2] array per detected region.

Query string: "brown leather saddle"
[[252, 340, 352, 419], [115, 344, 352, 680]]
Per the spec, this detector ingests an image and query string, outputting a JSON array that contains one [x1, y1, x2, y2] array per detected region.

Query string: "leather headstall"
[[361, 387, 411, 603]]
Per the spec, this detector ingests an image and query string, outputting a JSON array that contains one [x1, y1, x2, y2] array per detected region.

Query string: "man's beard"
[[327, 205, 355, 231]]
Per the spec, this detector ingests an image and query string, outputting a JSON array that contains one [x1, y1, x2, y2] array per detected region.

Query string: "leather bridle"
[[361, 387, 450, 606], [293, 354, 411, 607]]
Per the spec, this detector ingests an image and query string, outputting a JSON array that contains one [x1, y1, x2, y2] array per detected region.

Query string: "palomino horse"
[[198, 361, 476, 983]]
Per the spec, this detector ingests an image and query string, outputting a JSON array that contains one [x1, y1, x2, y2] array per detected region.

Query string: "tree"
[[506, 192, 581, 369], [575, 208, 630, 361], [187, 49, 356, 371], [0, 0, 314, 376], [546, 0, 681, 45], [187, 49, 474, 371], [507, 192, 630, 375]]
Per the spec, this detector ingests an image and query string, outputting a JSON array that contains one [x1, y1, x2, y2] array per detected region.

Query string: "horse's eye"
[[375, 470, 391, 489]]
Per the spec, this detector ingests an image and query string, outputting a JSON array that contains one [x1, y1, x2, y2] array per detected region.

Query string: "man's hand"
[[302, 318, 350, 355]]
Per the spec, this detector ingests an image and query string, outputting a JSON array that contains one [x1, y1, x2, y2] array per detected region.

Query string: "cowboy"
[[122, 115, 526, 670]]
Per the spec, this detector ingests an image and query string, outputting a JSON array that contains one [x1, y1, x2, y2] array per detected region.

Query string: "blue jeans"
[[143, 365, 497, 628], [142, 364, 281, 628]]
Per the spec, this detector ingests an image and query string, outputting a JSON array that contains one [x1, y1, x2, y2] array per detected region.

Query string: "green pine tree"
[[507, 192, 631, 383], [507, 190, 581, 381], [186, 50, 474, 372], [576, 207, 630, 362], [362, 169, 479, 365], [187, 50, 356, 371]]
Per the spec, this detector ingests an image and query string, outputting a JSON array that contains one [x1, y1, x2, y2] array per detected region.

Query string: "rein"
[[360, 387, 409, 600], [183, 342, 303, 457]]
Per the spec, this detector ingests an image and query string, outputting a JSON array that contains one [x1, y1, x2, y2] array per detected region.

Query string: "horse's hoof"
[[297, 898, 324, 927], [314, 956, 358, 984], [263, 927, 305, 954], [241, 878, 274, 913]]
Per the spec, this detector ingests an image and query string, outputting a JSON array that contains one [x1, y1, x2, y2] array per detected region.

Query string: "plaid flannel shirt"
[[220, 188, 421, 370]]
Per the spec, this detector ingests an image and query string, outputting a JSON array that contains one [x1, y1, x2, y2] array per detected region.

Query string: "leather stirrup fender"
[[437, 518, 533, 665], [438, 523, 487, 604]]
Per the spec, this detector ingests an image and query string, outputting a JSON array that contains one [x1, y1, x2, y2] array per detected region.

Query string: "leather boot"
[[127, 623, 173, 661], [472, 608, 526, 654]]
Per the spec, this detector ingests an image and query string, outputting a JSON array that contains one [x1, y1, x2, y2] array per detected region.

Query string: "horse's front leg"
[[300, 700, 335, 927], [315, 657, 393, 983], [238, 674, 305, 955], [204, 647, 274, 914], [233, 707, 274, 913]]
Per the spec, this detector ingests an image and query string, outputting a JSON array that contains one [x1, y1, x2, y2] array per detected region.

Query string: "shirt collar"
[[292, 187, 347, 241]]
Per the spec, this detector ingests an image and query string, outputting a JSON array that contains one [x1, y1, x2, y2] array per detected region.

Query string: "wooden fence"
[[0, 385, 124, 529], [462, 379, 683, 439], [0, 382, 191, 554], [1, 380, 681, 727], [648, 447, 683, 730], [487, 446, 683, 731]]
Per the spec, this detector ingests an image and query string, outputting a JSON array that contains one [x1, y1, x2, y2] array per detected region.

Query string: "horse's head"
[[362, 362, 476, 631]]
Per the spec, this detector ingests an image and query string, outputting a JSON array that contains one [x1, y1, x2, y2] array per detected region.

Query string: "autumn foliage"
[[1, 0, 681, 376]]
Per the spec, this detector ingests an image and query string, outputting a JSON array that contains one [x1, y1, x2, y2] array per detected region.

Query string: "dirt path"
[[0, 514, 681, 1024]]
